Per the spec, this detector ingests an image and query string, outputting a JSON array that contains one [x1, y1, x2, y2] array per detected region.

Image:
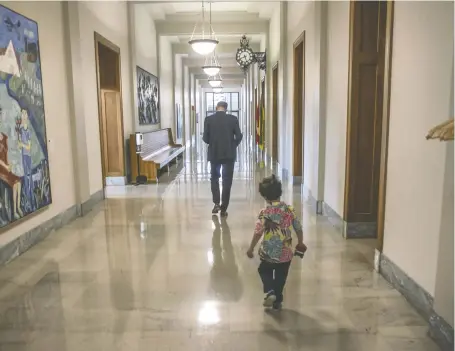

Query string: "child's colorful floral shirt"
[[254, 202, 302, 263]]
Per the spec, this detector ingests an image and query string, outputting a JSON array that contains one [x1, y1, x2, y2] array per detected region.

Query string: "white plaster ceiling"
[[139, 1, 274, 88], [144, 2, 278, 21]]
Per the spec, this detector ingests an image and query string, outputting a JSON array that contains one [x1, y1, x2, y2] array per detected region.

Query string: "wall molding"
[[0, 205, 78, 267], [81, 189, 105, 216], [0, 189, 105, 267], [379, 253, 454, 351], [302, 185, 323, 215], [321, 201, 377, 238]]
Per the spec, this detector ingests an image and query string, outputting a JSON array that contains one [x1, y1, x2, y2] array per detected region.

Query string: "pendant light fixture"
[[202, 49, 221, 76], [189, 1, 219, 56], [212, 86, 223, 93], [208, 71, 222, 88]]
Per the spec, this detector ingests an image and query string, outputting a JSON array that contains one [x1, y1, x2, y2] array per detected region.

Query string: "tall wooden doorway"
[[272, 63, 279, 161], [293, 33, 305, 179], [94, 33, 125, 186], [344, 1, 394, 246]]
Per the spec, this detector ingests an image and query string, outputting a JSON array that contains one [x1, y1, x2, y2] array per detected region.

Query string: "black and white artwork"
[[136, 66, 159, 125]]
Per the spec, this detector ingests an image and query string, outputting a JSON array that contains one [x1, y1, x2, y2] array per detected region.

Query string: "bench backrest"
[[140, 129, 172, 157]]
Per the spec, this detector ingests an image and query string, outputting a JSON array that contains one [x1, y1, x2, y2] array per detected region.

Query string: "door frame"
[[94, 32, 126, 186], [292, 31, 305, 179], [376, 1, 395, 252], [272, 62, 279, 161], [343, 1, 394, 248]]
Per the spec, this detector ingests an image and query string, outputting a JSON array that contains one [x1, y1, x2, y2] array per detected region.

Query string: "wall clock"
[[236, 45, 254, 68], [235, 35, 266, 72]]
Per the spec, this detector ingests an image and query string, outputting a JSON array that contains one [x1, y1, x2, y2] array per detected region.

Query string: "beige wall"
[[266, 4, 281, 155], [172, 52, 183, 140], [0, 1, 77, 246], [286, 1, 325, 196], [322, 1, 349, 215], [78, 1, 133, 194], [159, 37, 174, 134], [383, 1, 454, 298], [134, 7, 157, 76], [183, 65, 190, 143], [130, 4, 159, 133], [433, 142, 454, 326]]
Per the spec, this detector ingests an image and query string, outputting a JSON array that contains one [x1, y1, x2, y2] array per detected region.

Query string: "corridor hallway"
[[0, 144, 441, 351]]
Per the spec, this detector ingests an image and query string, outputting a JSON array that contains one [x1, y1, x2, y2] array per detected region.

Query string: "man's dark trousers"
[[210, 159, 235, 210]]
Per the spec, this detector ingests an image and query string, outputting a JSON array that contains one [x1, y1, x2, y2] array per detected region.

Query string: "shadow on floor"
[[261, 308, 358, 350], [209, 216, 243, 302]]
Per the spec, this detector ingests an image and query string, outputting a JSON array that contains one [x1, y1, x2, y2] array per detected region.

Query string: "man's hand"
[[246, 249, 254, 259]]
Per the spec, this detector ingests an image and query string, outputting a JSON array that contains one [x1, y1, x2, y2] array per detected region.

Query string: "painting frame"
[[136, 66, 160, 126], [0, 4, 53, 230]]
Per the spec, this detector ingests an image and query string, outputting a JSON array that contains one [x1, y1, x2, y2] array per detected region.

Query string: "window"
[[205, 92, 240, 118]]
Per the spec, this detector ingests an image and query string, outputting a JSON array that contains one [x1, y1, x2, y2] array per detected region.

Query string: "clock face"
[[236, 47, 254, 67]]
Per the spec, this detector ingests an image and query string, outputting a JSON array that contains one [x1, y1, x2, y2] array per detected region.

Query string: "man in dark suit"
[[203, 101, 243, 217]]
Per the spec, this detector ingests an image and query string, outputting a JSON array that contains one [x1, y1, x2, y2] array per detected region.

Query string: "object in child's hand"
[[294, 243, 307, 258]]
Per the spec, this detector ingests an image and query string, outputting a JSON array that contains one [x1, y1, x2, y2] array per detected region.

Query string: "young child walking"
[[247, 175, 306, 310]]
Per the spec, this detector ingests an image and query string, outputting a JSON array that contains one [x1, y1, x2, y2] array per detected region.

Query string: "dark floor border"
[[0, 204, 79, 267], [321, 201, 377, 238], [379, 253, 454, 351], [81, 189, 105, 216]]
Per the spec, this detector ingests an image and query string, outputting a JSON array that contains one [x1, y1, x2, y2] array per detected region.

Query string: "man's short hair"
[[216, 101, 228, 110]]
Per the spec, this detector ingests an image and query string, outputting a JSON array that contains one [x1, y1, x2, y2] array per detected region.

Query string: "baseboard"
[[105, 176, 127, 186], [302, 186, 323, 215], [321, 201, 377, 238], [81, 189, 105, 216], [378, 253, 454, 351], [0, 204, 79, 267], [292, 176, 302, 185], [429, 313, 455, 351]]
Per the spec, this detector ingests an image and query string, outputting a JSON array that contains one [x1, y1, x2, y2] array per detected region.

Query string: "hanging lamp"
[[202, 49, 222, 76], [189, 1, 219, 56], [212, 86, 223, 93], [208, 71, 222, 88]]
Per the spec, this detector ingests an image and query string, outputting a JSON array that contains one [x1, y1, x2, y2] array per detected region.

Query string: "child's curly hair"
[[259, 174, 282, 201]]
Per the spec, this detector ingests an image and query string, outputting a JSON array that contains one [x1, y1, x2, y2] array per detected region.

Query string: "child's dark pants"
[[258, 260, 291, 303]]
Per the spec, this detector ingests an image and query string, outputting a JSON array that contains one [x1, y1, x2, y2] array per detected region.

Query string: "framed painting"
[[0, 5, 52, 229], [136, 66, 160, 125]]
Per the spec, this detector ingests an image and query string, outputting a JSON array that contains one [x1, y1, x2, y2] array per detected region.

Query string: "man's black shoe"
[[212, 204, 221, 214]]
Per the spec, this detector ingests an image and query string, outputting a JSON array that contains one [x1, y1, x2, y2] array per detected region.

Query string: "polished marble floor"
[[0, 141, 441, 350]]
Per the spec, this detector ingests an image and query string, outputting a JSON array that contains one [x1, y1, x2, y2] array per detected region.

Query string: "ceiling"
[[138, 1, 275, 87], [144, 2, 278, 20]]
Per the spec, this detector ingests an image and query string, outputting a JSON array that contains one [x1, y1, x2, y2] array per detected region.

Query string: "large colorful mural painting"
[[0, 5, 52, 229]]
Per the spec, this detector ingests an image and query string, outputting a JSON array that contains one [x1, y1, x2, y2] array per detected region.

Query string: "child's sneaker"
[[272, 302, 282, 310], [263, 290, 276, 307]]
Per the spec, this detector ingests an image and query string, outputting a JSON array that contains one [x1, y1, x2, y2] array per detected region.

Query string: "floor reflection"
[[209, 216, 243, 302], [0, 141, 442, 351]]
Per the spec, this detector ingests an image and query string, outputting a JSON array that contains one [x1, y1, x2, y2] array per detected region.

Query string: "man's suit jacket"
[[203, 111, 243, 163]]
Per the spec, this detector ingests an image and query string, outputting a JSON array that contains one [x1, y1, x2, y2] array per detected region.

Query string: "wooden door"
[[272, 63, 279, 160], [100, 89, 125, 177], [293, 34, 305, 178], [344, 1, 387, 223]]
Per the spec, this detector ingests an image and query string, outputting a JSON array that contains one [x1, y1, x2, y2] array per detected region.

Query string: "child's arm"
[[290, 206, 304, 244], [247, 215, 264, 257]]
